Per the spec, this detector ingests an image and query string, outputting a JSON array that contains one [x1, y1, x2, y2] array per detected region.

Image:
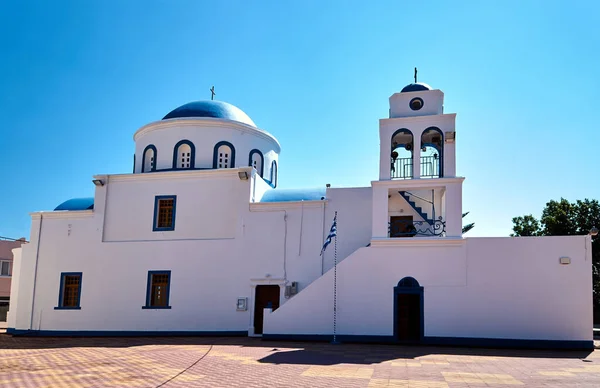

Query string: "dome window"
[[142, 145, 157, 173], [409, 97, 424, 111], [213, 141, 236, 169], [249, 149, 264, 177], [172, 140, 195, 170]]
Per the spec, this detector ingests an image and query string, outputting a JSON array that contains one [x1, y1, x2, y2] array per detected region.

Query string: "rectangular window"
[[55, 272, 82, 309], [144, 271, 171, 309], [0, 261, 10, 276], [153, 195, 177, 231]]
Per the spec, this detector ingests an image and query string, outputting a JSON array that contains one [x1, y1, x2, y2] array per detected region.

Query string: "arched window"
[[391, 129, 414, 179], [213, 141, 236, 169], [142, 145, 157, 173], [172, 140, 195, 169], [420, 127, 443, 178], [249, 149, 264, 177], [270, 160, 278, 188]]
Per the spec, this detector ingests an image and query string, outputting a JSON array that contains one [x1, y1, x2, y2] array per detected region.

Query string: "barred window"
[[57, 272, 82, 309], [145, 271, 171, 308], [153, 196, 176, 231]]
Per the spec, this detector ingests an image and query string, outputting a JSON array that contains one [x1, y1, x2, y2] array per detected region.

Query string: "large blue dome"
[[400, 82, 433, 93], [162, 101, 256, 127]]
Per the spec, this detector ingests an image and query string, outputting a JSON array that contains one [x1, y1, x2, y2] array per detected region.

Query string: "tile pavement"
[[0, 334, 599, 387]]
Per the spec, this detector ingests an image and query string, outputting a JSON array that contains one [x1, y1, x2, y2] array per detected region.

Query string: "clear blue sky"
[[1, 0, 599, 239]]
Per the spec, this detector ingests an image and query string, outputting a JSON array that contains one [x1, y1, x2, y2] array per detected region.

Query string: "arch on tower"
[[391, 128, 414, 179], [172, 140, 195, 169], [420, 127, 443, 178]]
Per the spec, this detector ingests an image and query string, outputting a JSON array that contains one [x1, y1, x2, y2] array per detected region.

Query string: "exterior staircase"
[[399, 191, 433, 225]]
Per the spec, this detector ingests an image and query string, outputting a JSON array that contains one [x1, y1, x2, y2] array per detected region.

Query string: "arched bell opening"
[[420, 127, 443, 178], [391, 128, 414, 179]]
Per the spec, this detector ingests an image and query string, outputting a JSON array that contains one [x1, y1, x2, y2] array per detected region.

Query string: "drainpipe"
[[29, 213, 43, 331]]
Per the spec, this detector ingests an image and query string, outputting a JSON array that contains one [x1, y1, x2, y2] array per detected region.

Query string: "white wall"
[[379, 114, 456, 180], [265, 236, 592, 342], [321, 187, 373, 273], [9, 169, 335, 334], [134, 119, 280, 176], [389, 90, 444, 118]]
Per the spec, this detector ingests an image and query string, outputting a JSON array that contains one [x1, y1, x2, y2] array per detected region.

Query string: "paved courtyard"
[[1, 335, 600, 387]]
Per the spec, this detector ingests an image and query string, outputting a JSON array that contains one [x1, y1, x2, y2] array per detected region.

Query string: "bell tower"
[[370, 76, 464, 243]]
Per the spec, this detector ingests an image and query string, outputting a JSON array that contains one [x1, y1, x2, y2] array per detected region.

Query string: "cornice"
[[371, 177, 465, 188], [133, 118, 281, 152], [249, 200, 327, 211], [370, 237, 465, 247], [379, 113, 456, 125], [94, 167, 254, 183], [31, 211, 94, 219]]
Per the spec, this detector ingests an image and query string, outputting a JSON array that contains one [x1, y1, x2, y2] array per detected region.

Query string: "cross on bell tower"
[[210, 86, 216, 101], [414, 67, 418, 83]]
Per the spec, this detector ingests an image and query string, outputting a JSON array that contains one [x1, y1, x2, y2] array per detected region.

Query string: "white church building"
[[7, 81, 594, 349]]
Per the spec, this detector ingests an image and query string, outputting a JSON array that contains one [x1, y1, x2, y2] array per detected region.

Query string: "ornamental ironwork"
[[388, 218, 446, 237]]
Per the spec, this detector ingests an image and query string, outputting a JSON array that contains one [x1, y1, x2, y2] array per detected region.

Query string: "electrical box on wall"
[[236, 297, 248, 311], [285, 282, 299, 298], [559, 257, 571, 265]]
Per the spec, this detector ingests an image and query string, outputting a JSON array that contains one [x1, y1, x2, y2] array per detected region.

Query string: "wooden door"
[[390, 216, 414, 238], [253, 285, 280, 335], [396, 293, 421, 341]]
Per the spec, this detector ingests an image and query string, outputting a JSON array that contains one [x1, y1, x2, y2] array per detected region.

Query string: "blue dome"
[[401, 83, 433, 93], [162, 101, 256, 127]]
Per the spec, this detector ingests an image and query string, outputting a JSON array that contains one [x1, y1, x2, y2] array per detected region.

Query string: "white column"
[[444, 181, 463, 238], [379, 133, 392, 180], [413, 136, 421, 179], [372, 185, 389, 239], [444, 142, 456, 177]]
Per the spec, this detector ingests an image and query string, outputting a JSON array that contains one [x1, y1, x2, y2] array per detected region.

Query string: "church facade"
[[7, 82, 593, 348]]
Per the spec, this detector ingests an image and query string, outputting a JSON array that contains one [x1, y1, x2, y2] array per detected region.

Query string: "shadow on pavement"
[[0, 334, 594, 363]]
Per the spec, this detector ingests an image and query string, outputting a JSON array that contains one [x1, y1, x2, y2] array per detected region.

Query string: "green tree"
[[511, 198, 600, 317], [510, 214, 541, 236]]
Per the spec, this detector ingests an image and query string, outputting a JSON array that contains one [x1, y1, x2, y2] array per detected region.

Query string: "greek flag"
[[320, 214, 337, 256]]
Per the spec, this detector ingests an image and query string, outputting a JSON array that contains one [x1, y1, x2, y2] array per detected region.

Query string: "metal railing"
[[0, 236, 28, 242], [388, 218, 446, 238], [420, 155, 440, 178], [392, 156, 441, 179], [391, 157, 413, 179]]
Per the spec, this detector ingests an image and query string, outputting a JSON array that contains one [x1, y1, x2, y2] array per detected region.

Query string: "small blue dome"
[[162, 101, 256, 127], [401, 83, 433, 93]]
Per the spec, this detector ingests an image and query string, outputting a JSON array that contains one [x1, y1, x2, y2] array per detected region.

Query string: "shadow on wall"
[[0, 335, 592, 361]]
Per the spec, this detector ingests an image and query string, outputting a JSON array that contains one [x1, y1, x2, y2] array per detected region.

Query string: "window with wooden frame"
[[0, 260, 10, 276], [153, 195, 177, 231], [144, 271, 171, 309], [55, 272, 82, 309]]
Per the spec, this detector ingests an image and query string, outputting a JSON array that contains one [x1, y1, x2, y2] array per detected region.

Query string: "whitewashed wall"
[[321, 187, 373, 274], [379, 114, 456, 181], [134, 119, 280, 179], [8, 169, 340, 333], [389, 90, 444, 118], [264, 236, 592, 342]]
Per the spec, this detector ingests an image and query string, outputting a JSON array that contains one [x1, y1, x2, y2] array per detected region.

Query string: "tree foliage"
[[512, 198, 600, 308], [462, 212, 474, 234]]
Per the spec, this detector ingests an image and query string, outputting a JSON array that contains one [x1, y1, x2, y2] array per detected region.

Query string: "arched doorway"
[[420, 127, 443, 178], [393, 277, 424, 342], [391, 129, 414, 179]]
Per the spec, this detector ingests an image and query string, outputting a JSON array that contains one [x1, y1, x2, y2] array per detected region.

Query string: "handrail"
[[403, 191, 433, 205]]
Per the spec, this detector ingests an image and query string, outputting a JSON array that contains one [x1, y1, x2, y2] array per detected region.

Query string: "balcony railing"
[[420, 155, 440, 178], [388, 218, 446, 238], [391, 157, 413, 179], [391, 156, 441, 179]]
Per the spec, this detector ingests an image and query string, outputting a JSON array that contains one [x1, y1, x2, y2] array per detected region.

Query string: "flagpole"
[[332, 211, 339, 345]]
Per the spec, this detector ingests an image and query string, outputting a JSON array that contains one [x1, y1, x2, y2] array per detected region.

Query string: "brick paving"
[[0, 334, 599, 387]]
